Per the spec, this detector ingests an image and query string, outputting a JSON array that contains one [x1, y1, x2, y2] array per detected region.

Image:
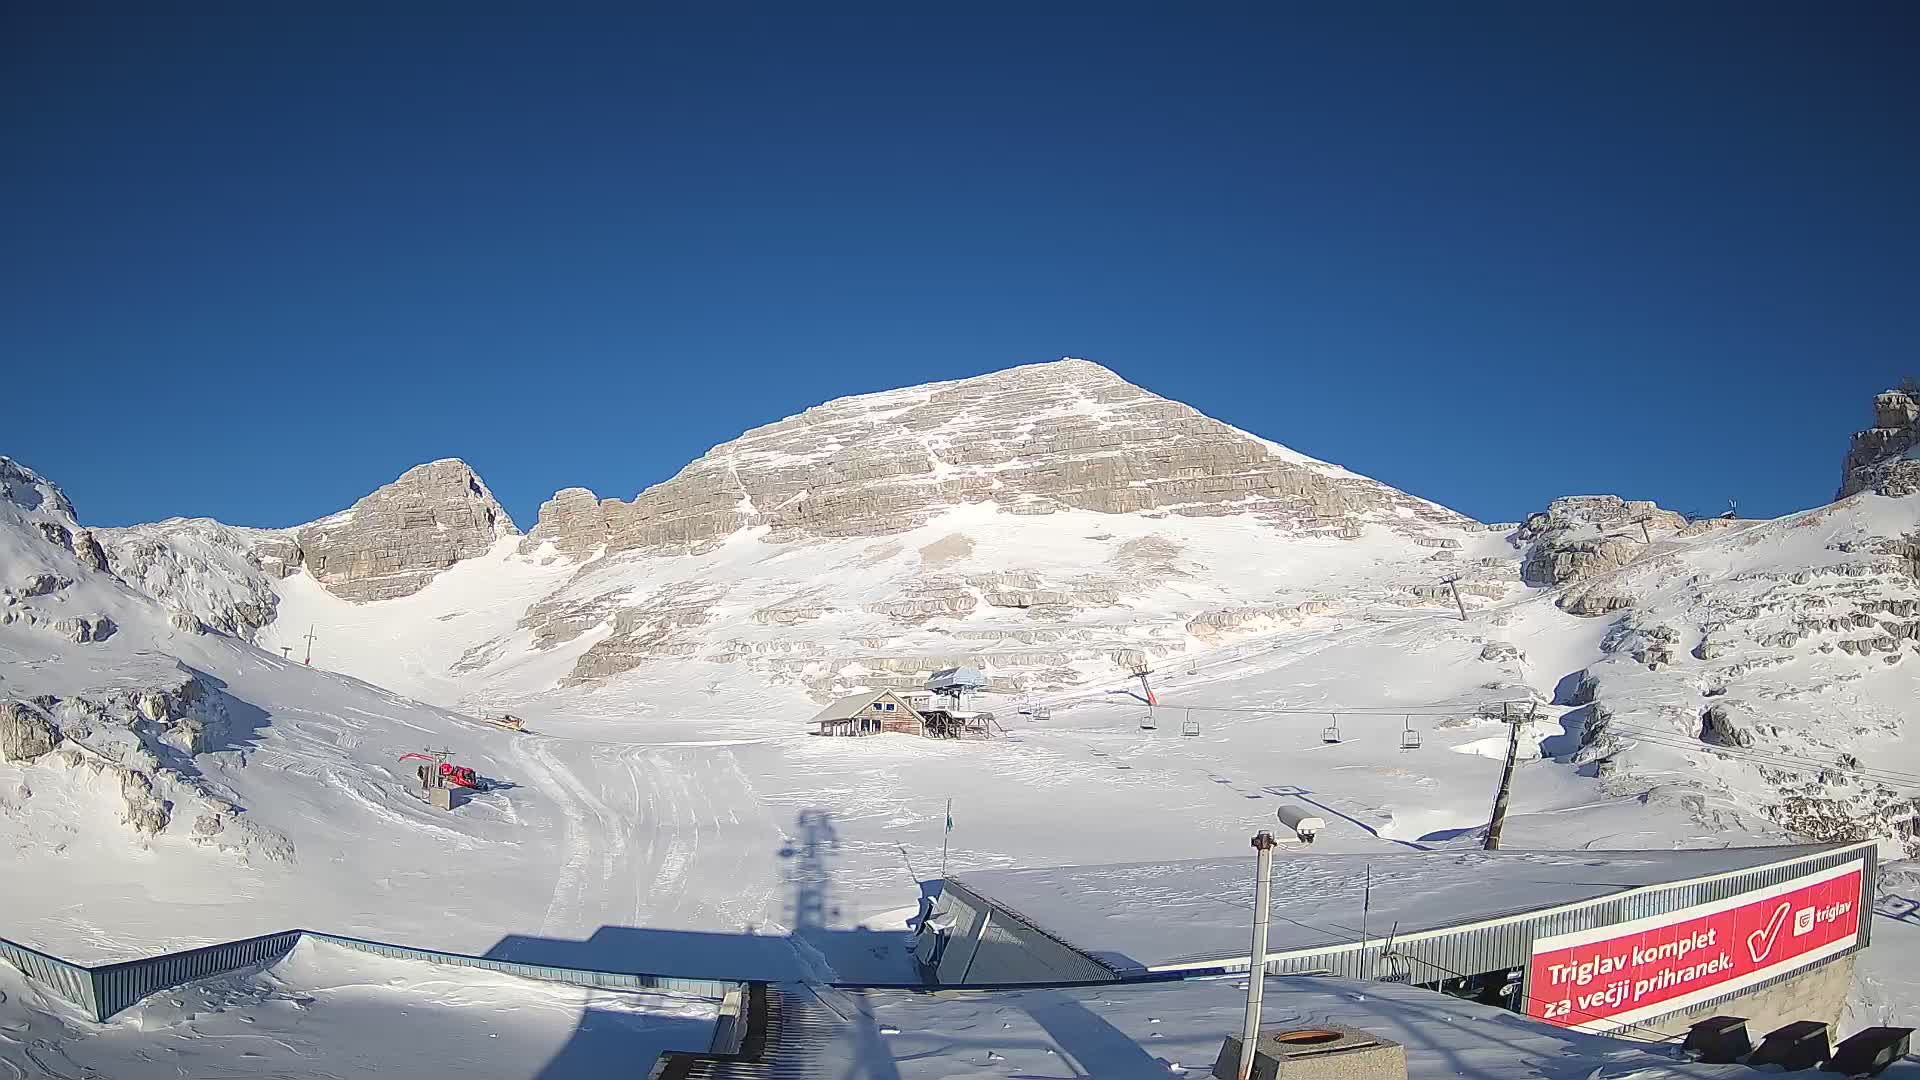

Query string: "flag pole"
[[940, 798, 953, 879]]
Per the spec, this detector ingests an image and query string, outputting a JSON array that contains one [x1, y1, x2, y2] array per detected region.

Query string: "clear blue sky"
[[5, 9, 1915, 530]]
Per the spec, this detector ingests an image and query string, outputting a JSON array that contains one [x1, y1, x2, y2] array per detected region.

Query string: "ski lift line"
[[1008, 606, 1513, 715], [1601, 723, 1920, 789], [1152, 700, 1533, 717]]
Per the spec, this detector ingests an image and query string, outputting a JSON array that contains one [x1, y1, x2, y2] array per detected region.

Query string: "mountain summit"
[[524, 358, 1470, 559]]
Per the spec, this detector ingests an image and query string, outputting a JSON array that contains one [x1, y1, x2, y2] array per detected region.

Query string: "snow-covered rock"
[[97, 517, 292, 640], [523, 359, 1469, 560], [1838, 385, 1920, 499], [1515, 495, 1686, 587], [0, 701, 60, 762]]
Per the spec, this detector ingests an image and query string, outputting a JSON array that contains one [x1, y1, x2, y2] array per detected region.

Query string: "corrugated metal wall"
[[932, 884, 989, 984], [0, 929, 737, 1022], [0, 934, 98, 1018], [91, 931, 303, 1022], [966, 903, 1118, 984]]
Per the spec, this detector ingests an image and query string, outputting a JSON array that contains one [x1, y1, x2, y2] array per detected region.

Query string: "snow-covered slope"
[[0, 457, 784, 965], [6, 370, 1920, 1023], [1560, 490, 1920, 852]]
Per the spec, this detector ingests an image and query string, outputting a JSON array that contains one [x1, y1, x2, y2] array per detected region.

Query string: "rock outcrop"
[[525, 359, 1472, 559], [1837, 386, 1920, 500], [50, 614, 115, 643], [297, 459, 517, 601], [0, 457, 78, 521], [0, 701, 60, 762], [1516, 495, 1687, 587], [98, 518, 291, 639]]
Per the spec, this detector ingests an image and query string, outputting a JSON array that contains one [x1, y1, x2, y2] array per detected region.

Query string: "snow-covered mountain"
[[3, 363, 1918, 1011], [105, 360, 1512, 705]]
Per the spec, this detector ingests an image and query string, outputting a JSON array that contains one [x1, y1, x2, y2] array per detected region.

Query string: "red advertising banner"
[[1526, 860, 1863, 1031]]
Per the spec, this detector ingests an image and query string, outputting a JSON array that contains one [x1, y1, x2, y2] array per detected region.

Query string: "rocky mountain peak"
[[1, 456, 79, 524], [524, 359, 1470, 559], [1837, 385, 1920, 500], [295, 458, 517, 602]]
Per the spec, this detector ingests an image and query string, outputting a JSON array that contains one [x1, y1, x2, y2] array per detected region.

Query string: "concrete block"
[[429, 785, 455, 811], [1212, 1024, 1407, 1080]]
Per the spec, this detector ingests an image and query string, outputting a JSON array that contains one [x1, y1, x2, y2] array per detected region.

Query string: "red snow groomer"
[[400, 751, 486, 790]]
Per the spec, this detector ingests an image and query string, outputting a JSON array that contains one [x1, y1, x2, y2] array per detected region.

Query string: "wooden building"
[[810, 690, 926, 737]]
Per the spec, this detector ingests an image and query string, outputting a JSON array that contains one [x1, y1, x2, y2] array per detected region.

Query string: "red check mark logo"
[[1748, 902, 1791, 963]]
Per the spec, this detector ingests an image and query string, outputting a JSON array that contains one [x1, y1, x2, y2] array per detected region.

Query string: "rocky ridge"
[[522, 359, 1471, 560], [94, 458, 519, 627], [294, 458, 517, 602]]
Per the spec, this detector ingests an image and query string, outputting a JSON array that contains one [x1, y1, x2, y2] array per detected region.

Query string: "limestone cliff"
[[524, 359, 1470, 559], [296, 459, 517, 602], [1837, 386, 1920, 500]]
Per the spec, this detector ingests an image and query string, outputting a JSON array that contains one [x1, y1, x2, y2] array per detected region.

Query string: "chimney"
[[1211, 1025, 1408, 1080]]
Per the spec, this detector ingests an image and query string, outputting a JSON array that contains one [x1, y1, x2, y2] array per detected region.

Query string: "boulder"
[[0, 702, 60, 762], [19, 573, 66, 597], [48, 614, 115, 643], [117, 768, 171, 835], [1699, 703, 1754, 748], [71, 528, 111, 573]]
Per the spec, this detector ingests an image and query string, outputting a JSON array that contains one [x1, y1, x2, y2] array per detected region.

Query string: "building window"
[[883, 702, 895, 711]]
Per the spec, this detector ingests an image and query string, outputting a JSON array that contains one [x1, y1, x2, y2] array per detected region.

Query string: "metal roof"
[[948, 843, 1849, 973], [809, 690, 915, 723], [924, 666, 986, 691]]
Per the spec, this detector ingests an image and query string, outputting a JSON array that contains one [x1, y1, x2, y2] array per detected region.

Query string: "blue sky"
[[4, 10, 1914, 530]]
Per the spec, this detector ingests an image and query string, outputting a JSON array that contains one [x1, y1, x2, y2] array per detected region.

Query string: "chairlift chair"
[[1140, 710, 1158, 731], [1400, 715, 1422, 751], [1322, 714, 1342, 743], [1181, 709, 1200, 737]]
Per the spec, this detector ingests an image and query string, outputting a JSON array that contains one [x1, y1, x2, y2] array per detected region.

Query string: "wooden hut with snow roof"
[[810, 690, 926, 737]]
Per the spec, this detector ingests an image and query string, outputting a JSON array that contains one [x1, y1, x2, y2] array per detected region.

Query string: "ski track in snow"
[[517, 738, 593, 938], [505, 733, 776, 944]]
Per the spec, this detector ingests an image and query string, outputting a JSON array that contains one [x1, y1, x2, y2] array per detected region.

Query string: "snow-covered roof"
[[949, 844, 1845, 972], [682, 976, 1762, 1080], [924, 666, 986, 690], [810, 690, 916, 723]]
